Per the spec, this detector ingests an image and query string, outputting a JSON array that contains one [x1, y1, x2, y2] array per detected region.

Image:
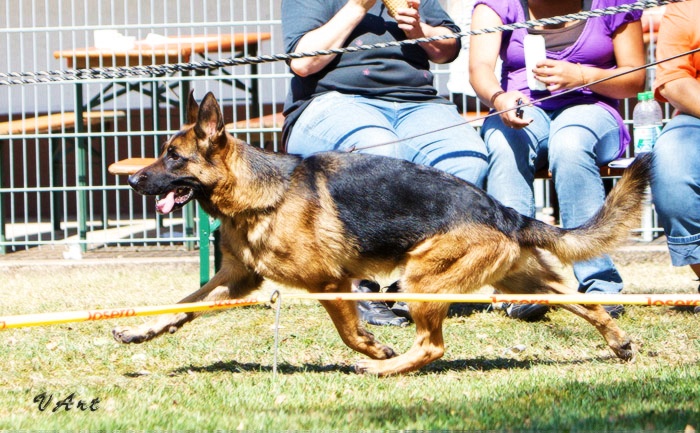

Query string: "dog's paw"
[[612, 339, 636, 362], [381, 345, 397, 359], [354, 354, 405, 376], [354, 359, 383, 376], [112, 326, 154, 344]]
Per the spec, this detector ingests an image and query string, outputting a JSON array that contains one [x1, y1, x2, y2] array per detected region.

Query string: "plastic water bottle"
[[632, 91, 663, 154], [632, 91, 662, 241]]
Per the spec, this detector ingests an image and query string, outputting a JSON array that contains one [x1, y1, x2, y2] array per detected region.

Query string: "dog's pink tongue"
[[156, 191, 176, 214]]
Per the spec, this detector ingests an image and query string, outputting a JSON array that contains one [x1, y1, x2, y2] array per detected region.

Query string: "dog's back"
[[295, 152, 523, 260], [291, 151, 652, 269]]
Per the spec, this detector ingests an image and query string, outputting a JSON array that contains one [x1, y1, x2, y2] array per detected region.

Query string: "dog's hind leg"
[[318, 279, 397, 360], [556, 290, 634, 361], [113, 258, 262, 344], [356, 227, 520, 376], [356, 300, 450, 376], [494, 250, 635, 361]]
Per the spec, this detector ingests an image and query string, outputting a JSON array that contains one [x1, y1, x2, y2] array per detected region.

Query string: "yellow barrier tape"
[[1, 293, 698, 331], [0, 298, 266, 330], [285, 292, 700, 307]]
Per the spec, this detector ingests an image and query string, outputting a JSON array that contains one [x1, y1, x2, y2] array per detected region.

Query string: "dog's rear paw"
[[112, 326, 154, 344], [612, 339, 636, 362]]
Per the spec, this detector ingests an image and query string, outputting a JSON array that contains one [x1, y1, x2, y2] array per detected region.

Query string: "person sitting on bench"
[[469, 0, 646, 320], [650, 0, 700, 314]]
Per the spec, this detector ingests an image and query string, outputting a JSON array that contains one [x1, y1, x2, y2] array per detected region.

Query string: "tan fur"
[[112, 92, 650, 375]]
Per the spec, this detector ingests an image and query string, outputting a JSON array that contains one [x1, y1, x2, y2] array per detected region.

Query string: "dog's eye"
[[167, 147, 181, 161]]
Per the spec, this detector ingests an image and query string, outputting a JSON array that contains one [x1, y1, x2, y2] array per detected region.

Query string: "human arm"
[[288, 0, 375, 77], [653, 3, 700, 118], [394, 0, 460, 64], [531, 21, 646, 99], [288, 0, 458, 76], [657, 78, 700, 118], [469, 4, 532, 128]]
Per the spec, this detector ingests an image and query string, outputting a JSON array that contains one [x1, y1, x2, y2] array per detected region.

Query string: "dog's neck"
[[207, 138, 301, 217]]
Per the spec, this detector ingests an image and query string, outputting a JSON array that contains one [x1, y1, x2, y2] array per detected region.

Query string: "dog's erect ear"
[[186, 90, 199, 125], [194, 92, 225, 141]]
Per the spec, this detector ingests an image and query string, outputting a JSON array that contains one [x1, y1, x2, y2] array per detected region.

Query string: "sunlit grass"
[[0, 253, 698, 430]]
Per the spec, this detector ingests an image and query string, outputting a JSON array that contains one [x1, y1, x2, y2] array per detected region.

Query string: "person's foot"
[[384, 282, 412, 321], [505, 303, 624, 320], [353, 280, 408, 327], [447, 302, 492, 317], [604, 304, 625, 319], [504, 303, 550, 321]]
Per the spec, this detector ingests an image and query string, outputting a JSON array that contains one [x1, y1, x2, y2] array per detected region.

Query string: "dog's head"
[[128, 91, 228, 215]]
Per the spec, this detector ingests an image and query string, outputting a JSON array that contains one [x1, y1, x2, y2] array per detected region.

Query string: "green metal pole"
[[75, 84, 88, 252]]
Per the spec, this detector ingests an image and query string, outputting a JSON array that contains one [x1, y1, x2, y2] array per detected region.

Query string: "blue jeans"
[[651, 114, 700, 267], [286, 92, 488, 186], [482, 104, 623, 294]]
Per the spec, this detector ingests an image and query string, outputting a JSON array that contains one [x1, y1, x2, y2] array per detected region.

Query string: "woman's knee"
[[549, 106, 619, 166]]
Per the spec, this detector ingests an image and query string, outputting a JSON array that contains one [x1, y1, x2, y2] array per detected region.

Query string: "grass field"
[[0, 250, 698, 431]]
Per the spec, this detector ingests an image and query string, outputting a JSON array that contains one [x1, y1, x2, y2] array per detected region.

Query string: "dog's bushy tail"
[[516, 153, 653, 264]]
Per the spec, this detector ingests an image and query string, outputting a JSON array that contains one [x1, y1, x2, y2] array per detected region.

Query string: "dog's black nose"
[[128, 172, 146, 189]]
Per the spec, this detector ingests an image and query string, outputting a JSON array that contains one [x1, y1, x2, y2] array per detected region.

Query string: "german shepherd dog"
[[113, 92, 652, 376]]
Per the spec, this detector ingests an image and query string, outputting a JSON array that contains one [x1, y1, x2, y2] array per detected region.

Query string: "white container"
[[523, 34, 547, 91], [94, 30, 135, 50]]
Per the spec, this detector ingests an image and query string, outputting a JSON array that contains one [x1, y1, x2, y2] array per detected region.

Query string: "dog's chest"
[[221, 215, 285, 270]]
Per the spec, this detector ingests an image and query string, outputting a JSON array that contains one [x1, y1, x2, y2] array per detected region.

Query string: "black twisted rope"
[[0, 0, 682, 86], [350, 45, 700, 153]]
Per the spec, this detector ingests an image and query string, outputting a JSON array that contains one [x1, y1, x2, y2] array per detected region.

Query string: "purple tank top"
[[474, 0, 642, 154]]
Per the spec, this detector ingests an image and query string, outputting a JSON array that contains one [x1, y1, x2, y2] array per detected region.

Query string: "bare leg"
[[690, 263, 700, 280]]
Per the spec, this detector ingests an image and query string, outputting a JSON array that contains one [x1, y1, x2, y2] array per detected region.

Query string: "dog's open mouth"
[[155, 187, 194, 214]]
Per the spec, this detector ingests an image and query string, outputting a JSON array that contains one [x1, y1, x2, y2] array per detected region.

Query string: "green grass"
[[0, 257, 699, 431]]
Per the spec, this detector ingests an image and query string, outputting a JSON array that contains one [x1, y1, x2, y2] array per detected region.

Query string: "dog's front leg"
[[113, 263, 261, 344], [318, 290, 397, 360]]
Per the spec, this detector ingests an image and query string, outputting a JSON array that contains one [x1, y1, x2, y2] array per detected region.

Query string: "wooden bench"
[[535, 159, 631, 179], [461, 111, 487, 129], [225, 112, 285, 152], [0, 110, 125, 136], [107, 157, 156, 176], [0, 110, 126, 254]]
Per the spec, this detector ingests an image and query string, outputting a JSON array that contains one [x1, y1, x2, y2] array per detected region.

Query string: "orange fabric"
[[653, 1, 700, 103]]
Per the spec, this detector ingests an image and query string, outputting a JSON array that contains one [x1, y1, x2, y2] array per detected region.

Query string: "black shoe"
[[504, 303, 550, 321], [604, 304, 625, 319], [385, 282, 412, 321], [353, 280, 408, 327], [448, 302, 492, 317], [506, 303, 623, 320]]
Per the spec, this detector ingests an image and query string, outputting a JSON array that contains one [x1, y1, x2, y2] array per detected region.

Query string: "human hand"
[[531, 59, 586, 92], [394, 0, 423, 38], [493, 91, 533, 129]]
